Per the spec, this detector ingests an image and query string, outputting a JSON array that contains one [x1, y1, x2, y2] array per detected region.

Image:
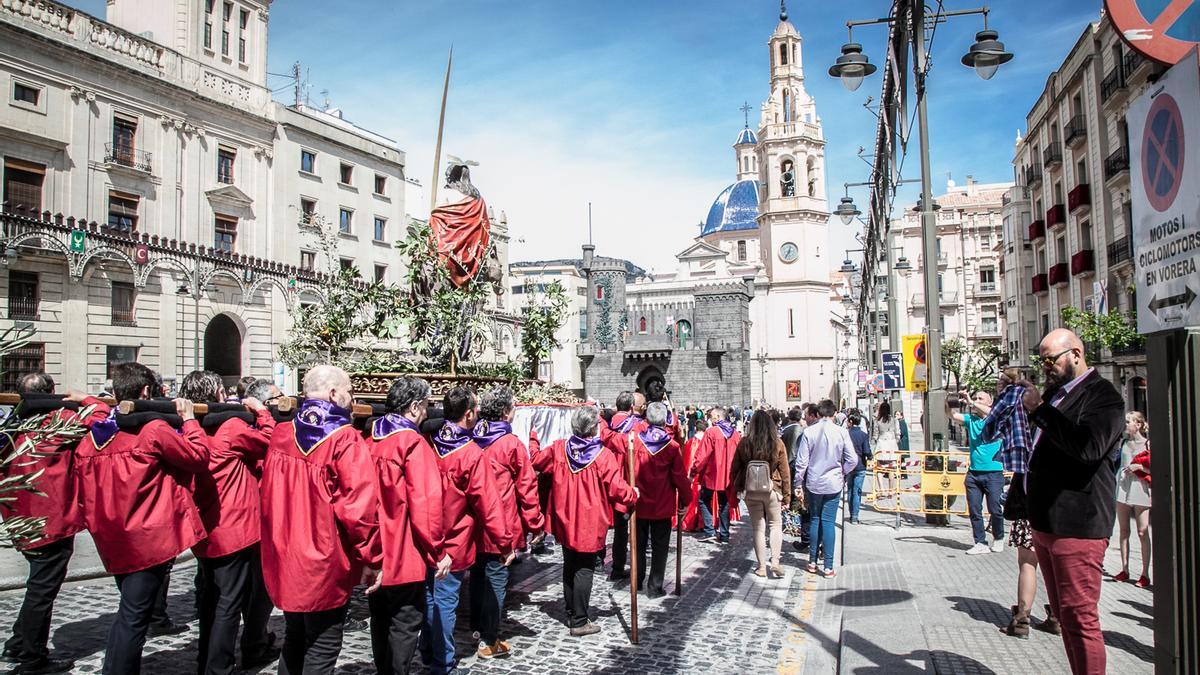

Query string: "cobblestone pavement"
[[0, 505, 1156, 673]]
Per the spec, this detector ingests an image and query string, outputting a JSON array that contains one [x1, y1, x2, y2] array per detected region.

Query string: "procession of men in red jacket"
[[0, 364, 699, 675]]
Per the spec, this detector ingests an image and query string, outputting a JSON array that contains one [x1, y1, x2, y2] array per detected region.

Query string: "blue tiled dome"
[[701, 179, 760, 236], [734, 127, 758, 146]]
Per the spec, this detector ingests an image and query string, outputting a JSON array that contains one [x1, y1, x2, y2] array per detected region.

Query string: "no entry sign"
[[1131, 50, 1200, 333], [1107, 0, 1200, 65]]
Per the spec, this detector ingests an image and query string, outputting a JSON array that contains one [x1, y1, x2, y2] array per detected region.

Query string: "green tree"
[[1059, 307, 1144, 362], [941, 337, 1001, 393], [593, 276, 616, 347], [519, 281, 569, 379]]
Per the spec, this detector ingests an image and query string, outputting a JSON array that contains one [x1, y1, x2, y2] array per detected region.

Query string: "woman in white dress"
[[1112, 411, 1151, 587], [871, 400, 900, 502]]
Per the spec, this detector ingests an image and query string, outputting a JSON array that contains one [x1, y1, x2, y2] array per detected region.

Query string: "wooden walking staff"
[[675, 500, 683, 596], [626, 432, 639, 644]]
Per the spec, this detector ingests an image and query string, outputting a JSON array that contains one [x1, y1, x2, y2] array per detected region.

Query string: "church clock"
[[778, 241, 799, 263]]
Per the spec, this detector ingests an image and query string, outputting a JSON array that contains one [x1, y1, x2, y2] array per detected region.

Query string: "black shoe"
[[792, 540, 809, 553], [646, 587, 666, 599], [1, 648, 22, 665], [242, 644, 281, 669], [530, 544, 548, 554], [608, 569, 629, 581], [11, 658, 75, 674], [147, 620, 189, 637]]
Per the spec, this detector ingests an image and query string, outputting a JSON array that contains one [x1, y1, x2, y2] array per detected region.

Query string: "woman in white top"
[[871, 400, 900, 501], [1113, 411, 1151, 586]]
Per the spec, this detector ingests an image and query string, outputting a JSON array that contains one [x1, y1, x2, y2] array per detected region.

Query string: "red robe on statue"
[[429, 196, 491, 287]]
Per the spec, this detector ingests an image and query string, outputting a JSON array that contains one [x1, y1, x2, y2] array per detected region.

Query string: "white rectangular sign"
[[1131, 50, 1200, 334]]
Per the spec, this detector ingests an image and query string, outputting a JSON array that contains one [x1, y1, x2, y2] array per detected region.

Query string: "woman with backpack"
[[730, 410, 791, 579]]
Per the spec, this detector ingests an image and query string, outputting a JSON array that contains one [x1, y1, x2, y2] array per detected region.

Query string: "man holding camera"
[[946, 391, 1006, 555]]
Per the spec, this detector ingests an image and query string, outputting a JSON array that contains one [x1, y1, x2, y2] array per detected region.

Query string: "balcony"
[[1046, 204, 1066, 229], [1104, 146, 1130, 183], [1029, 219, 1046, 241], [103, 143, 152, 173], [1025, 165, 1043, 187], [7, 296, 39, 321], [1112, 343, 1147, 359], [1043, 143, 1063, 170], [1064, 115, 1088, 148], [972, 281, 1000, 297], [1101, 66, 1126, 104], [1031, 273, 1049, 294], [974, 324, 1003, 339], [910, 292, 959, 308], [1048, 262, 1069, 286], [1124, 50, 1150, 83], [1067, 183, 1091, 213], [1071, 249, 1095, 276], [1107, 236, 1134, 268]]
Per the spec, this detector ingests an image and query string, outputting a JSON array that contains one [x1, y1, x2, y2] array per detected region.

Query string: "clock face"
[[779, 242, 799, 263]]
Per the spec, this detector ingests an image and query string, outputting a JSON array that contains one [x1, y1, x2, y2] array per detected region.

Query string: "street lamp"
[[961, 23, 1014, 80], [754, 350, 769, 405], [828, 41, 877, 92], [835, 195, 862, 225]]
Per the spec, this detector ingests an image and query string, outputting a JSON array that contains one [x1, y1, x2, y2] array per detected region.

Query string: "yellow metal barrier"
[[863, 449, 1010, 517]]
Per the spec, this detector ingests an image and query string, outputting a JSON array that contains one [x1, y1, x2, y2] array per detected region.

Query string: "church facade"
[[577, 8, 839, 407]]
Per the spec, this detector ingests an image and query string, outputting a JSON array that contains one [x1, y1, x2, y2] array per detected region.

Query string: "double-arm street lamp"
[[827, 3, 1012, 452]]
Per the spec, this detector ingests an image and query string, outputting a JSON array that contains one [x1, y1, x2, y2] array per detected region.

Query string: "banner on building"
[[785, 380, 802, 401], [902, 334, 928, 392]]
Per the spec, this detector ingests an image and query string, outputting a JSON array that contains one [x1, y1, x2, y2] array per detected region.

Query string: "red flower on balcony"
[[1071, 249, 1095, 275], [1048, 262, 1069, 286], [1028, 219, 1046, 240], [1068, 183, 1091, 212], [1031, 273, 1049, 294], [1046, 204, 1066, 228]]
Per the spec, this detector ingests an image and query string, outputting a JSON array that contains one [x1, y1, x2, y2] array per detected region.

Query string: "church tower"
[[752, 1, 835, 405]]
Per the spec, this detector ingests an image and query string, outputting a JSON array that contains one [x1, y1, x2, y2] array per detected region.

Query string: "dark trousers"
[[468, 554, 509, 645], [368, 582, 424, 675], [561, 548, 602, 628], [610, 508, 629, 572], [196, 547, 253, 675], [104, 561, 172, 675], [635, 519, 671, 593], [150, 558, 174, 625], [698, 487, 730, 540], [279, 604, 347, 675], [241, 544, 275, 659], [965, 470, 1006, 544], [4, 536, 74, 665]]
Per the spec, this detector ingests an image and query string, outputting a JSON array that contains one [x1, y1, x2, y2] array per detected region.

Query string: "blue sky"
[[69, 0, 1103, 270]]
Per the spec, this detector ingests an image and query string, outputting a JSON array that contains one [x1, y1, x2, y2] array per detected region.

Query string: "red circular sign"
[[134, 244, 150, 265], [1142, 93, 1185, 212], [1106, 0, 1200, 66]]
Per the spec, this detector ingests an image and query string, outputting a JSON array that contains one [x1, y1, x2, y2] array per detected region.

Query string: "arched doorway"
[[637, 365, 666, 401], [204, 313, 242, 384]]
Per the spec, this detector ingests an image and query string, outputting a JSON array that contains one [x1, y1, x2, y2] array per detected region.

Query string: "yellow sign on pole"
[[903, 334, 928, 392]]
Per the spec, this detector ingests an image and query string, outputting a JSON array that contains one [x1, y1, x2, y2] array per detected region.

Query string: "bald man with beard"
[[1020, 328, 1124, 675]]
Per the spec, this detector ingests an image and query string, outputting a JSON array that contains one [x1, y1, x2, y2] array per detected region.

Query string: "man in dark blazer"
[[1021, 328, 1124, 675]]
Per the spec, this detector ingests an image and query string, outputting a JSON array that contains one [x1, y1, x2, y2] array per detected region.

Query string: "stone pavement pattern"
[[0, 508, 1156, 673]]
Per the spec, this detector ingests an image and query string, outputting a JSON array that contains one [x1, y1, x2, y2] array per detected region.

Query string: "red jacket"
[[432, 435, 512, 571], [192, 410, 275, 559], [75, 416, 210, 575], [633, 434, 692, 520], [531, 438, 637, 553], [370, 422, 445, 586], [0, 398, 109, 550], [602, 413, 646, 466], [477, 434, 544, 555], [1131, 447, 1151, 485], [691, 426, 740, 491], [260, 422, 382, 612]]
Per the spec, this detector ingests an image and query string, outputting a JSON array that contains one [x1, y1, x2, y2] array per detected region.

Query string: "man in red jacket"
[[420, 386, 512, 675], [603, 391, 645, 580], [1, 373, 108, 675], [74, 362, 210, 675], [690, 406, 740, 544], [633, 402, 692, 598], [260, 365, 381, 675], [469, 386, 544, 659], [179, 371, 278, 675], [368, 376, 449, 675], [532, 405, 639, 636]]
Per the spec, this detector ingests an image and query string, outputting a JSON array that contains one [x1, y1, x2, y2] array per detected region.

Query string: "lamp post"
[[828, 2, 1011, 452], [754, 350, 769, 406]]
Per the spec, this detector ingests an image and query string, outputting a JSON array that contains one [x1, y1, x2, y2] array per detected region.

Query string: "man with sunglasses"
[[1019, 328, 1124, 675]]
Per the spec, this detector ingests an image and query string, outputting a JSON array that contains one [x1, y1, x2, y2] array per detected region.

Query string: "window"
[[981, 316, 999, 335], [12, 81, 39, 106], [737, 240, 747, 261], [112, 114, 137, 157], [538, 360, 552, 381], [111, 282, 136, 325], [300, 198, 316, 223], [300, 250, 315, 271], [8, 271, 39, 319], [779, 43, 788, 66], [595, 285, 604, 301], [788, 308, 794, 337], [1080, 218, 1093, 250], [204, 0, 214, 48], [107, 192, 139, 231], [1, 342, 44, 392], [1055, 234, 1066, 264], [579, 311, 588, 339], [374, 174, 387, 195], [339, 258, 354, 271], [106, 346, 138, 380], [638, 316, 647, 333], [214, 215, 237, 252], [374, 264, 387, 283], [238, 9, 249, 62], [979, 267, 996, 284], [339, 163, 353, 185], [217, 147, 235, 184], [981, 231, 991, 249], [3, 160, 45, 212], [221, 2, 232, 55], [339, 208, 353, 234], [300, 149, 316, 173], [1076, 158, 1088, 184], [373, 217, 386, 241]]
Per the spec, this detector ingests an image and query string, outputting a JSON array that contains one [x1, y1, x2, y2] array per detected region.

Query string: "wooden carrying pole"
[[0, 394, 373, 418], [675, 505, 683, 595], [627, 432, 639, 644]]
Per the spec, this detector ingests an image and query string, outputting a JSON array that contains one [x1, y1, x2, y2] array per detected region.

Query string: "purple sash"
[[295, 399, 352, 455], [613, 413, 644, 434], [639, 426, 672, 455], [566, 435, 603, 472], [715, 419, 735, 439], [431, 421, 473, 458], [473, 419, 512, 449], [372, 413, 420, 441]]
